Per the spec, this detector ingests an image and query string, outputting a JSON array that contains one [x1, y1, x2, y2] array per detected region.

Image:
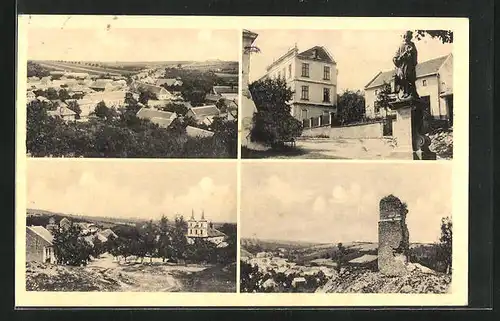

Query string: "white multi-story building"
[[186, 210, 227, 246], [260, 45, 338, 121]]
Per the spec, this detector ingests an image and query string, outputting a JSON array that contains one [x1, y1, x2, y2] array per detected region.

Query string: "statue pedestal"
[[389, 97, 437, 160]]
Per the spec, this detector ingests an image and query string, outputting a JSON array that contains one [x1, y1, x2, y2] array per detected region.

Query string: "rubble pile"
[[25, 262, 135, 291], [316, 265, 451, 294], [429, 128, 453, 159]]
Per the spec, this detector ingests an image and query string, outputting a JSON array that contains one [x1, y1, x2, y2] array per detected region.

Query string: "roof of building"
[[297, 46, 336, 64], [59, 217, 71, 226], [207, 227, 227, 238], [188, 105, 220, 118], [79, 90, 127, 103], [156, 78, 182, 87], [136, 107, 175, 120], [150, 117, 173, 128], [99, 228, 118, 239], [133, 81, 170, 96], [365, 54, 451, 89], [48, 106, 77, 117], [213, 86, 238, 94], [27, 226, 54, 245], [89, 79, 114, 89], [293, 277, 306, 282], [186, 126, 214, 138], [348, 254, 378, 264]]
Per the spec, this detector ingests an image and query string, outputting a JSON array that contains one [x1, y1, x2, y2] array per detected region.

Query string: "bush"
[[249, 78, 303, 146], [52, 224, 93, 266]]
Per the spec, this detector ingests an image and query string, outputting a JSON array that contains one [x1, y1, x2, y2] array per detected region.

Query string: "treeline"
[[26, 98, 237, 158], [27, 61, 52, 78], [53, 216, 236, 267], [240, 261, 329, 293], [162, 68, 235, 106]]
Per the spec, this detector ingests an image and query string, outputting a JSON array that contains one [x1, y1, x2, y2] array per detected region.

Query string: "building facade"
[[26, 226, 56, 264], [186, 211, 227, 245], [364, 54, 453, 125], [260, 45, 338, 121], [241, 29, 260, 147]]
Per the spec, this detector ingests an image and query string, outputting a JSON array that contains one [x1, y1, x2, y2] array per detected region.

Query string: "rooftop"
[[188, 105, 220, 118], [27, 226, 54, 245], [136, 107, 175, 120]]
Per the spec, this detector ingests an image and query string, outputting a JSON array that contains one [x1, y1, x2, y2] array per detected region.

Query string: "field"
[[35, 61, 136, 76], [26, 253, 236, 292]]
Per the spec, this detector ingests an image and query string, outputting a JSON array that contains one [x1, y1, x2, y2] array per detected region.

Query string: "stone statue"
[[393, 31, 419, 100]]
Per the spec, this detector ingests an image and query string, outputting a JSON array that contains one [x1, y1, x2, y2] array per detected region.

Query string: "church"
[[186, 210, 228, 247]]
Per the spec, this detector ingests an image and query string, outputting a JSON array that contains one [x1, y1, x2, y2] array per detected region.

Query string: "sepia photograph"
[[24, 160, 237, 292], [23, 20, 238, 158], [241, 29, 454, 160], [240, 162, 453, 293]]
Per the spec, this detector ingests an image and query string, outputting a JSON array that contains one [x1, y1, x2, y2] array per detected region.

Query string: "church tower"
[[187, 209, 196, 237]]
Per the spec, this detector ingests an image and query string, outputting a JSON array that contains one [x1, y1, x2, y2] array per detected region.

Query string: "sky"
[[27, 26, 239, 62], [241, 162, 452, 244], [248, 29, 453, 91], [26, 161, 237, 223]]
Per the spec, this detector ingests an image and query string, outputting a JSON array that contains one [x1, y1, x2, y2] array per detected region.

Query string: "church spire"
[[201, 210, 205, 220], [191, 209, 194, 220]]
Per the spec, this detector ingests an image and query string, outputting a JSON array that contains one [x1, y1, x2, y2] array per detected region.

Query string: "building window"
[[323, 66, 330, 80], [323, 88, 331, 102], [288, 64, 292, 78], [301, 86, 309, 100], [422, 79, 427, 86], [375, 89, 378, 95], [302, 109, 308, 119], [301, 63, 310, 77], [277, 71, 281, 79], [282, 67, 286, 79]]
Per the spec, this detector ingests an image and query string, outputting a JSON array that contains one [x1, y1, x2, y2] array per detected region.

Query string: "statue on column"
[[393, 31, 419, 100]]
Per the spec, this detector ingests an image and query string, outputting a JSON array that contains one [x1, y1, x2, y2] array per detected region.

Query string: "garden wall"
[[302, 121, 385, 139]]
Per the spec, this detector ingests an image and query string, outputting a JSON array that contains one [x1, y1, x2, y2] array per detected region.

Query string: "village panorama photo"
[[23, 17, 239, 158], [241, 29, 453, 160], [240, 162, 453, 293], [24, 160, 237, 292]]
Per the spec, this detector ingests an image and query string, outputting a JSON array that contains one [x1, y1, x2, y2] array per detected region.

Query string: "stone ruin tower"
[[378, 194, 410, 276]]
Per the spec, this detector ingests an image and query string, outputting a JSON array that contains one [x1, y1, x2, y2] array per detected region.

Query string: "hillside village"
[[26, 60, 239, 158], [26, 209, 236, 292], [240, 238, 450, 293]]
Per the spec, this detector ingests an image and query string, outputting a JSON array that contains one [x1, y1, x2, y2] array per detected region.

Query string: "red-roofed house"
[[26, 226, 56, 264], [364, 54, 453, 125]]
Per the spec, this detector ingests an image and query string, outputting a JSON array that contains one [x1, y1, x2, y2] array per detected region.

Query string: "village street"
[[261, 138, 398, 159], [85, 253, 207, 292]]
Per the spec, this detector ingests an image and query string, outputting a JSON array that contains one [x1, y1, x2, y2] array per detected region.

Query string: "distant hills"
[[27, 208, 235, 228]]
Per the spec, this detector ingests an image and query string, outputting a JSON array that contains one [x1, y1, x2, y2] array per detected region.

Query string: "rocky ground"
[[428, 128, 453, 159], [26, 253, 236, 292], [316, 264, 451, 294]]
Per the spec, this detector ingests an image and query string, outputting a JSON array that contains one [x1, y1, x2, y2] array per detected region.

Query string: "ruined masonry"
[[378, 195, 410, 276]]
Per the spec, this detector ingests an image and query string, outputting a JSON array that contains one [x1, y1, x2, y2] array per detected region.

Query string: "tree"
[[181, 89, 206, 107], [27, 61, 51, 78], [45, 88, 59, 101], [52, 223, 93, 266], [157, 215, 172, 262], [249, 77, 303, 146], [141, 220, 158, 263], [438, 217, 452, 274], [162, 103, 188, 116], [67, 100, 82, 119], [240, 260, 264, 292], [58, 89, 70, 101], [337, 89, 365, 125], [170, 216, 188, 261], [334, 242, 347, 272], [138, 89, 157, 105], [93, 101, 116, 121], [215, 98, 227, 113], [92, 235, 105, 258], [415, 30, 453, 44], [375, 82, 392, 117]]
